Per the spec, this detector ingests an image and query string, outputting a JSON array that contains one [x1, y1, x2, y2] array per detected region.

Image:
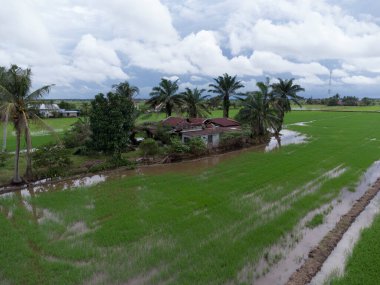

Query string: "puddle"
[[288, 121, 315, 127], [251, 160, 380, 285], [0, 130, 308, 196], [11, 129, 64, 136], [311, 192, 380, 284], [265, 130, 308, 152]]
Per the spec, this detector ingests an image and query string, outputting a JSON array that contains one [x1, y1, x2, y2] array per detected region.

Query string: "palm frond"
[[26, 84, 55, 101]]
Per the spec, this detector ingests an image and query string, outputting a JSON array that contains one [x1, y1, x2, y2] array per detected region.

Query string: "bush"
[[219, 132, 246, 150], [154, 123, 172, 144], [139, 138, 159, 157], [188, 137, 208, 156], [32, 144, 73, 178], [63, 118, 91, 148], [168, 137, 190, 154], [0, 152, 7, 167]]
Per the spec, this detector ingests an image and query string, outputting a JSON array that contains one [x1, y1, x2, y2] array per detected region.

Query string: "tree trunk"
[[166, 104, 172, 117], [276, 111, 285, 135], [12, 127, 22, 184], [223, 95, 229, 118], [24, 121, 33, 180], [2, 112, 8, 152]]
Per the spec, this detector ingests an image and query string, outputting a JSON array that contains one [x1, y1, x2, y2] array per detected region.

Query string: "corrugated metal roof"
[[162, 117, 185, 127], [181, 126, 241, 137], [207, 118, 240, 127]]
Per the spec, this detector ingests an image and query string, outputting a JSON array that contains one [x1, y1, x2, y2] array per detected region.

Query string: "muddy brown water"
[[0, 130, 307, 197], [252, 161, 380, 285]]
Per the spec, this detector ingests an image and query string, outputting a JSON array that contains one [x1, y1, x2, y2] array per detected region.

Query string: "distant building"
[[37, 104, 79, 118]]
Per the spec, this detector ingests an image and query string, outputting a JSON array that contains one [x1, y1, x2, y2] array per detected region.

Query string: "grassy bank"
[[331, 213, 380, 284], [1, 111, 380, 284]]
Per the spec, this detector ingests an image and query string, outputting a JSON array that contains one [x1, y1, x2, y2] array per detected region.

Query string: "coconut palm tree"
[[237, 82, 280, 137], [208, 73, 244, 118], [146, 78, 182, 117], [113, 81, 139, 98], [180, 88, 210, 118], [0, 66, 9, 152], [0, 65, 53, 183], [271, 78, 304, 134]]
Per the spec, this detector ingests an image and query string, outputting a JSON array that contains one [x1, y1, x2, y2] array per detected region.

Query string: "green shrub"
[[32, 144, 73, 179], [63, 118, 92, 148], [139, 138, 159, 157], [0, 152, 7, 167], [219, 131, 245, 150], [189, 137, 208, 156], [169, 137, 190, 154], [154, 123, 172, 144]]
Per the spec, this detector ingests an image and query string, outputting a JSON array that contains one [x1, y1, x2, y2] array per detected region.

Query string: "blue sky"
[[1, 0, 380, 99]]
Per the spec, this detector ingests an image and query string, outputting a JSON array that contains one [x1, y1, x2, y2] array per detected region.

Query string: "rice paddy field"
[[1, 110, 380, 284], [0, 117, 78, 152], [330, 212, 380, 285], [295, 104, 380, 111]]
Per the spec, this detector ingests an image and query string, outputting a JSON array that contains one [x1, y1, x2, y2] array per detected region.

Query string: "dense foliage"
[[32, 143, 72, 178], [219, 131, 247, 150], [139, 138, 160, 157], [63, 118, 91, 148], [168, 137, 190, 154], [188, 137, 208, 155], [89, 91, 136, 158]]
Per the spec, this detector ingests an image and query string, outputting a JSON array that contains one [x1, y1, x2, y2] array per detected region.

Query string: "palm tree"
[[180, 88, 210, 118], [208, 73, 244, 118], [0, 66, 9, 152], [271, 78, 304, 134], [0, 65, 53, 183], [113, 81, 140, 127], [113, 81, 139, 98], [237, 82, 280, 137], [146, 78, 182, 117]]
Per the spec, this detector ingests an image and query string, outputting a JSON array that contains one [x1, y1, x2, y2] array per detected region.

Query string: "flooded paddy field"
[[1, 111, 380, 284]]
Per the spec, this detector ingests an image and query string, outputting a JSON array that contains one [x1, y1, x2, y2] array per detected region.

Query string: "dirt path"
[[286, 178, 380, 285]]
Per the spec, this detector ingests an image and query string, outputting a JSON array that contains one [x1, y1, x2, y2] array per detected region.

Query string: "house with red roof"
[[160, 117, 241, 148]]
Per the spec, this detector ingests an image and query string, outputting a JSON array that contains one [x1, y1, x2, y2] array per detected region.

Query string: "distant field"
[[137, 108, 240, 123], [294, 104, 380, 111], [0, 117, 78, 152], [1, 111, 380, 284]]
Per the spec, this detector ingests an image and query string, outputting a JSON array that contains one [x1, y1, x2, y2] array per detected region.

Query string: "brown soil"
[[286, 178, 380, 285]]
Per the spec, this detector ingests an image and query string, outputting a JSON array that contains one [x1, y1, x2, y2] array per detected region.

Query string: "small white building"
[[37, 104, 79, 118], [181, 128, 222, 148]]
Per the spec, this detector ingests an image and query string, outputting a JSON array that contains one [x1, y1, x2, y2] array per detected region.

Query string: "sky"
[[1, 0, 380, 99]]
